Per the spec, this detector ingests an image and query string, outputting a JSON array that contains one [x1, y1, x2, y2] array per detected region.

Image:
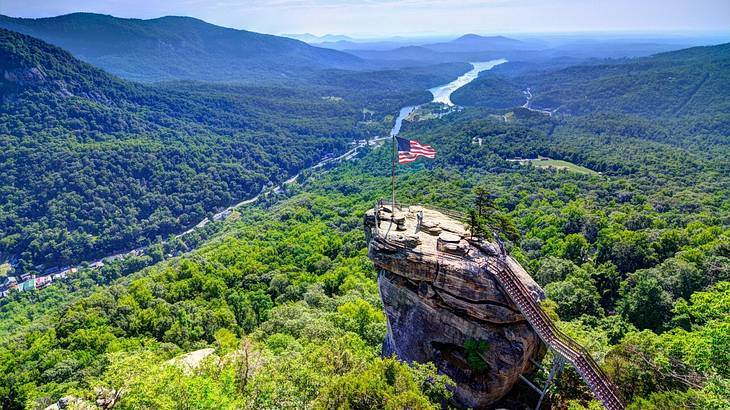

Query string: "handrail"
[[487, 257, 625, 410], [376, 199, 467, 221]]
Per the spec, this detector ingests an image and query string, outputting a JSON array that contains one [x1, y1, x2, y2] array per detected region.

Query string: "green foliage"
[[0, 13, 365, 83], [335, 299, 387, 346], [0, 28, 466, 270], [456, 44, 730, 118], [315, 357, 452, 410], [465, 185, 520, 242], [618, 270, 675, 332], [0, 28, 728, 410], [545, 269, 604, 320], [463, 339, 490, 373]]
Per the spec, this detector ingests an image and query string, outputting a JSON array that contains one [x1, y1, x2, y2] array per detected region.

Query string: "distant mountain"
[[0, 28, 364, 266], [342, 34, 702, 69], [0, 13, 365, 82], [425, 34, 528, 53], [347, 46, 442, 61], [319, 40, 409, 51], [342, 34, 536, 67], [283, 33, 355, 43]]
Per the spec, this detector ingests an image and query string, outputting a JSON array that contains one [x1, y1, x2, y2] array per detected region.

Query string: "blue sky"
[[2, 0, 729, 37]]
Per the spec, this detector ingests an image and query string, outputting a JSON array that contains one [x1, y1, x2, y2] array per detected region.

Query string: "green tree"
[[465, 186, 520, 242], [619, 270, 674, 331], [562, 233, 590, 263], [545, 270, 604, 320]]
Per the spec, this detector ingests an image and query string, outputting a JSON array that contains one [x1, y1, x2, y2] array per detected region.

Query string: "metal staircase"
[[485, 256, 625, 410]]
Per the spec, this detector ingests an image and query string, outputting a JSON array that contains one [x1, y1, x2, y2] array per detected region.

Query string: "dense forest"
[[0, 29, 467, 270], [452, 43, 730, 120], [0, 97, 728, 408], [0, 21, 728, 410]]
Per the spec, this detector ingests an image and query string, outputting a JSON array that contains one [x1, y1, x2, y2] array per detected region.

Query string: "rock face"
[[365, 205, 546, 409]]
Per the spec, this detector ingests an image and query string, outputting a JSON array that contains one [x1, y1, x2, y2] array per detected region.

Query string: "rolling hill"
[[0, 28, 363, 268], [425, 34, 529, 52], [452, 43, 730, 118], [0, 13, 365, 82], [343, 34, 533, 66], [0, 27, 471, 270]]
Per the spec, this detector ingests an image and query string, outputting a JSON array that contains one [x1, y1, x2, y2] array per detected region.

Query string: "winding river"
[[391, 58, 507, 136]]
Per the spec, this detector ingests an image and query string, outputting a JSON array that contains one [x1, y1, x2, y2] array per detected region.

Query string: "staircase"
[[485, 257, 625, 410]]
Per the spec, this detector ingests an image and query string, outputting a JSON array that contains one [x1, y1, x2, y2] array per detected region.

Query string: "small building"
[[1, 276, 18, 290], [35, 275, 52, 289], [19, 278, 36, 292]]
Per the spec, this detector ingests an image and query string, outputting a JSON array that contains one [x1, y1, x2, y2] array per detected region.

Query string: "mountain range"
[[0, 13, 365, 82], [282, 33, 356, 43], [452, 43, 730, 119]]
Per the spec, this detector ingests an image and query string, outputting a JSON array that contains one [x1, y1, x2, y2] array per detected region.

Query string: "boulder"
[[165, 348, 217, 374], [365, 206, 545, 408]]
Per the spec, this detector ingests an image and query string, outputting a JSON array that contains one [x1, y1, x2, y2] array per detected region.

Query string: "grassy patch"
[[511, 157, 599, 175]]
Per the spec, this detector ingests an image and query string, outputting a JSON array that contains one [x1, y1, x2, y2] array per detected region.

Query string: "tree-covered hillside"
[[452, 43, 730, 119], [0, 13, 365, 82], [0, 101, 728, 409], [0, 29, 467, 270]]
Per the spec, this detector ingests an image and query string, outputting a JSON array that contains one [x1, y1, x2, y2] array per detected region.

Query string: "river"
[[430, 59, 507, 106], [390, 59, 507, 136]]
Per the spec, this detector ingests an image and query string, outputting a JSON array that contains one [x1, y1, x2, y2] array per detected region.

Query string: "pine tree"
[[465, 185, 520, 243]]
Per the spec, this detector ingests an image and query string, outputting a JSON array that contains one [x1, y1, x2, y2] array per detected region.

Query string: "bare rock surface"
[[365, 205, 545, 409], [165, 348, 217, 374]]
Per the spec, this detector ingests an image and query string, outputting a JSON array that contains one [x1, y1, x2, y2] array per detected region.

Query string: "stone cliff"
[[365, 204, 546, 409]]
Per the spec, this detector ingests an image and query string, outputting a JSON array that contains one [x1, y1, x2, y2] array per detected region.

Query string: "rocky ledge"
[[364, 205, 545, 409]]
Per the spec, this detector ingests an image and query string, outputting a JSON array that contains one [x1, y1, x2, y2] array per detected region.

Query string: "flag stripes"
[[396, 137, 437, 164]]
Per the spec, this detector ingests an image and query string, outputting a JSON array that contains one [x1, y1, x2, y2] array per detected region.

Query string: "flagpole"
[[391, 135, 396, 211]]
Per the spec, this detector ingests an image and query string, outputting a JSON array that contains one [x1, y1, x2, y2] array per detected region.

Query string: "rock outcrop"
[[365, 205, 546, 409], [165, 347, 218, 374]]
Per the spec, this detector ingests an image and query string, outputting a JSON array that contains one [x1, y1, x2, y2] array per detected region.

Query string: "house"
[[54, 266, 76, 279], [35, 275, 52, 289], [1, 276, 18, 291], [19, 277, 36, 292]]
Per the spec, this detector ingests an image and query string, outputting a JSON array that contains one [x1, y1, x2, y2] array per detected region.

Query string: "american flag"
[[396, 136, 437, 164]]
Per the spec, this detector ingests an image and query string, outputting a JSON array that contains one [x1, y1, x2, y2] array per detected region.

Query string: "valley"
[[428, 59, 507, 105], [0, 8, 728, 410], [0, 56, 501, 298]]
